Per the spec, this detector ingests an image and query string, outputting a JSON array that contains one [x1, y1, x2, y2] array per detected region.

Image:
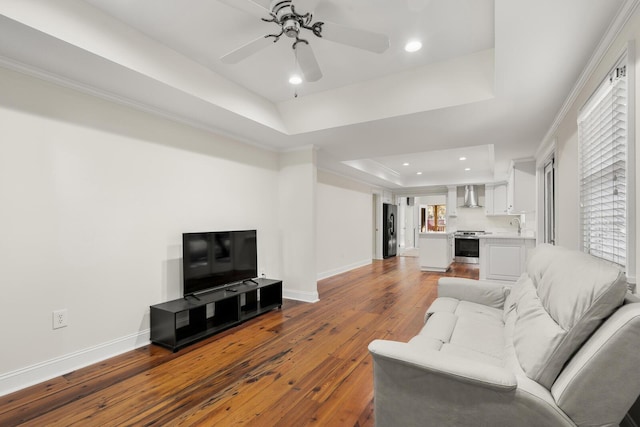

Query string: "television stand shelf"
[[150, 278, 282, 352]]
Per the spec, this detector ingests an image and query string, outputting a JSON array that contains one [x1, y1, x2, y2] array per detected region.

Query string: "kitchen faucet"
[[511, 217, 522, 235]]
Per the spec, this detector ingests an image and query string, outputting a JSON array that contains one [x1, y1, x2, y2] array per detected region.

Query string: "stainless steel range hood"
[[462, 185, 482, 208]]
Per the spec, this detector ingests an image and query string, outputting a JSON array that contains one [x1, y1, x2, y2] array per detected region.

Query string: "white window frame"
[[578, 43, 635, 285]]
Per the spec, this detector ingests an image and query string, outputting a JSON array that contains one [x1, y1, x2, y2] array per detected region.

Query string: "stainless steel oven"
[[454, 231, 484, 264]]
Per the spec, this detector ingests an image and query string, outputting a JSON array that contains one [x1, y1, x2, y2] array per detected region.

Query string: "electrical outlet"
[[53, 309, 68, 329]]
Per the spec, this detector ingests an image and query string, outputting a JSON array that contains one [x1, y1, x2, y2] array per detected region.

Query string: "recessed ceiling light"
[[465, 168, 471, 171], [404, 40, 422, 53], [459, 156, 467, 161], [416, 171, 423, 175], [289, 74, 302, 85], [403, 162, 410, 166]]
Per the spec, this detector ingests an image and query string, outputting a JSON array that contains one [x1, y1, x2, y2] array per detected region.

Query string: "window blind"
[[578, 59, 628, 268]]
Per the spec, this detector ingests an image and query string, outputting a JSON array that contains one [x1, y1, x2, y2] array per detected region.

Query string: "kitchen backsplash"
[[448, 207, 532, 234]]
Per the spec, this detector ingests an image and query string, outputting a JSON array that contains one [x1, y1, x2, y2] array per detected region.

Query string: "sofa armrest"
[[368, 339, 574, 427], [368, 339, 516, 390], [437, 277, 510, 309]]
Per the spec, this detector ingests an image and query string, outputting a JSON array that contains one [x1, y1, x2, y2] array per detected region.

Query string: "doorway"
[[397, 197, 418, 257]]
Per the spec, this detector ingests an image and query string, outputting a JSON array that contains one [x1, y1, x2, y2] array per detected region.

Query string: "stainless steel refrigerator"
[[383, 203, 397, 259]]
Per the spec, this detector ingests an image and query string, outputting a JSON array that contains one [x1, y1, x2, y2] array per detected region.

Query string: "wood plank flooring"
[[0, 258, 478, 426]]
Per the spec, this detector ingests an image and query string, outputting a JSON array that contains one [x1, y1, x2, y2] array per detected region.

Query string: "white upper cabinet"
[[382, 190, 394, 204], [447, 185, 457, 217], [485, 182, 509, 216], [507, 160, 536, 214]]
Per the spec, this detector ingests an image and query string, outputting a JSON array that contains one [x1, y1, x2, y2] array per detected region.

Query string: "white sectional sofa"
[[369, 244, 640, 426]]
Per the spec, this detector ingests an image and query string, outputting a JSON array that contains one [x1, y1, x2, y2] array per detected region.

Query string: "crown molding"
[[539, 0, 640, 148], [0, 55, 280, 154]]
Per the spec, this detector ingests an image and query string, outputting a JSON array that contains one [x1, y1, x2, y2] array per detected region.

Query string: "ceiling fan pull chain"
[[218, 0, 389, 81]]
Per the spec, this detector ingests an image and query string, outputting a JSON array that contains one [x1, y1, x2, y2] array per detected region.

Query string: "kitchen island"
[[478, 233, 536, 281], [418, 232, 453, 272]]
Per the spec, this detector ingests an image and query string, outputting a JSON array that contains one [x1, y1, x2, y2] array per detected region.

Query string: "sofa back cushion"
[[512, 244, 627, 388]]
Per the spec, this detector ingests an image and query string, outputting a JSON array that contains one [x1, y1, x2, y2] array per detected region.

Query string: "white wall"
[[0, 66, 282, 394], [551, 7, 640, 264], [278, 148, 318, 301], [453, 208, 520, 233], [417, 194, 447, 205], [316, 170, 373, 279]]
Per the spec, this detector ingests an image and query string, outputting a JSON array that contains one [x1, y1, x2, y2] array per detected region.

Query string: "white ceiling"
[[81, 0, 496, 103], [0, 0, 627, 190]]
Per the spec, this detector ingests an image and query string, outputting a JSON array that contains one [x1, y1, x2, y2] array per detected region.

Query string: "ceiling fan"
[[217, 0, 390, 82]]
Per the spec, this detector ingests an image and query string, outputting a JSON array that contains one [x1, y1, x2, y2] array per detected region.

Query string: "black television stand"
[[150, 278, 283, 352]]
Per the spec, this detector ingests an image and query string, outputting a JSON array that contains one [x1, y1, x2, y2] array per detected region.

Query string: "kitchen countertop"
[[478, 232, 535, 240], [417, 231, 535, 239]]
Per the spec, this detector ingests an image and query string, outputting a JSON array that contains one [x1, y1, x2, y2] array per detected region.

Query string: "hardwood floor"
[[0, 258, 478, 426]]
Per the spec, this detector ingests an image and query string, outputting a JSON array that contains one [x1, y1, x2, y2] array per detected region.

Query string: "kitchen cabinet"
[[485, 182, 509, 215], [419, 232, 452, 272], [479, 235, 535, 281], [382, 190, 394, 204], [507, 160, 536, 214], [447, 186, 457, 217]]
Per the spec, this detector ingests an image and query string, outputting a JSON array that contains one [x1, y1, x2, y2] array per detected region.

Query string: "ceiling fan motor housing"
[[283, 19, 300, 37], [271, 0, 294, 18], [271, 0, 303, 38], [220, 0, 389, 82]]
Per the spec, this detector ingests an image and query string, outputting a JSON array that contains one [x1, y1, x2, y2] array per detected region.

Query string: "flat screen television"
[[182, 230, 258, 297]]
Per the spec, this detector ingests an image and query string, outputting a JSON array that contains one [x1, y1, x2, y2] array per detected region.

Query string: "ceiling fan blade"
[[318, 21, 390, 54], [252, 0, 272, 8], [295, 42, 322, 82], [217, 0, 269, 19], [220, 36, 274, 64], [292, 0, 323, 12]]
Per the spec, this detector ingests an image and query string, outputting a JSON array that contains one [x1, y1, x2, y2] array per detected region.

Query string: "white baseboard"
[[0, 329, 150, 397], [283, 288, 319, 303], [1, 258, 368, 396], [317, 258, 371, 281], [420, 266, 448, 273]]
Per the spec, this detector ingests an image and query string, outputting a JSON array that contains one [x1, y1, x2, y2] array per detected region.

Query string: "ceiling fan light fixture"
[[218, 0, 391, 83], [289, 74, 303, 85], [404, 40, 422, 53], [283, 19, 300, 38]]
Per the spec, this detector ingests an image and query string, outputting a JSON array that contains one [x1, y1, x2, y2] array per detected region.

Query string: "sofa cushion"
[[513, 245, 627, 388], [455, 301, 503, 322], [420, 298, 505, 362], [503, 272, 529, 321], [419, 312, 457, 343], [440, 343, 503, 367], [449, 315, 504, 359], [525, 243, 564, 286]]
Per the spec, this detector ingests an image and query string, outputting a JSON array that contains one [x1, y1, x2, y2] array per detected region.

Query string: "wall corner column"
[[278, 146, 319, 302]]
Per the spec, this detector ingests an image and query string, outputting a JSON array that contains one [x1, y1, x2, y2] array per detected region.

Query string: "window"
[[578, 53, 630, 270], [543, 158, 555, 245]]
